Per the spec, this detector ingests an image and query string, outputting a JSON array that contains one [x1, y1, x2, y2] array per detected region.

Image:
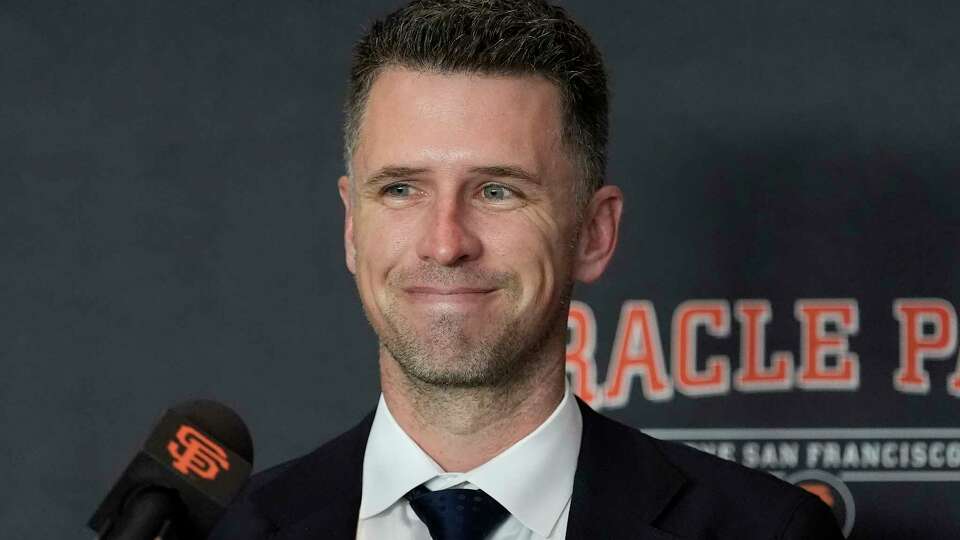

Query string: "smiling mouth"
[[404, 287, 496, 295], [402, 287, 498, 304]]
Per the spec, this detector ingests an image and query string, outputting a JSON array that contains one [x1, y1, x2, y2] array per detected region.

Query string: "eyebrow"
[[364, 166, 430, 185], [363, 165, 540, 185], [469, 165, 540, 184]]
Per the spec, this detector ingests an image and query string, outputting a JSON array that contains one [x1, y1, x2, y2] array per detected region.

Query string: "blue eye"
[[383, 184, 412, 197], [481, 184, 513, 201]]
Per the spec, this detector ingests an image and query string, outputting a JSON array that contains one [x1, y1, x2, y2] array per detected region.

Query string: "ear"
[[338, 175, 357, 274], [573, 185, 624, 283]]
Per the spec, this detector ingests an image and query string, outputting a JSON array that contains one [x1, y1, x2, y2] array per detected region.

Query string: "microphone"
[[88, 400, 254, 539]]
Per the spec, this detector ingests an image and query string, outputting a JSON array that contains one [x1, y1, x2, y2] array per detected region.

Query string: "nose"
[[415, 195, 482, 266]]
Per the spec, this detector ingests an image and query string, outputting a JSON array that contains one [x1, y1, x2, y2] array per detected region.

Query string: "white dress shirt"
[[356, 386, 582, 540]]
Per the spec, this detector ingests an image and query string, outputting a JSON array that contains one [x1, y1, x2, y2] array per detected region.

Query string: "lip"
[[404, 287, 496, 295], [402, 287, 498, 306]]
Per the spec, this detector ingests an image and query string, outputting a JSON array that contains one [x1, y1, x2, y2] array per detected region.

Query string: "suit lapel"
[[253, 412, 375, 540], [249, 400, 687, 540], [566, 399, 688, 540]]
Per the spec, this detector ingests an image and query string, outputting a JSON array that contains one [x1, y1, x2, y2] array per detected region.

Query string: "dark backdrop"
[[2, 1, 958, 538]]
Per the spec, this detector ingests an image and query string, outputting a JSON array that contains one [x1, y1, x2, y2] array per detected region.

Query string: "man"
[[212, 1, 843, 539]]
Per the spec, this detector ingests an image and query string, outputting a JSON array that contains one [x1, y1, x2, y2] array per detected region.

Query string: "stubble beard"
[[361, 265, 573, 390]]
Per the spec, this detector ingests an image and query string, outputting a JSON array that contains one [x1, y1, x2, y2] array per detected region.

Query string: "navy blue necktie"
[[406, 485, 510, 540]]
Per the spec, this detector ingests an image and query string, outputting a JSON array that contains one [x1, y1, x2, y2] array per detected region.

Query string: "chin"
[[386, 335, 522, 388]]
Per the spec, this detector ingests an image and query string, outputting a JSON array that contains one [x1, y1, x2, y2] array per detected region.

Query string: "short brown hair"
[[344, 0, 609, 206]]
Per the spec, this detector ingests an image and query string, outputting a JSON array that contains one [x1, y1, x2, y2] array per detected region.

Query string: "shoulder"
[[206, 459, 296, 539], [652, 435, 837, 536], [208, 411, 374, 540], [577, 403, 843, 539]]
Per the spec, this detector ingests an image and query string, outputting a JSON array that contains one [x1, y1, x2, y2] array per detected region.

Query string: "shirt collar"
[[359, 386, 583, 538], [359, 394, 444, 519]]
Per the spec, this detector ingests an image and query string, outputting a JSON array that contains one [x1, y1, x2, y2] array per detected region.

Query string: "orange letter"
[[892, 299, 959, 395], [603, 301, 672, 406], [795, 299, 860, 390], [672, 301, 731, 396], [734, 300, 793, 392], [566, 301, 600, 407]]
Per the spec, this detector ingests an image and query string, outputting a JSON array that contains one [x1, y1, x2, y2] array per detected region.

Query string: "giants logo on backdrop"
[[565, 298, 960, 408], [167, 425, 231, 480]]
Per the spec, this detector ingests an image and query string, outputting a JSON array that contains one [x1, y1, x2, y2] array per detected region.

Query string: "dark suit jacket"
[[210, 400, 843, 539]]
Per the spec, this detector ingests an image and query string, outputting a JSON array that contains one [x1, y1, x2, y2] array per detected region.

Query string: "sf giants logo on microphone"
[[167, 425, 230, 480]]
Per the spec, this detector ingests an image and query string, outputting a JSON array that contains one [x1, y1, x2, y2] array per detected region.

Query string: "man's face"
[[340, 67, 587, 387]]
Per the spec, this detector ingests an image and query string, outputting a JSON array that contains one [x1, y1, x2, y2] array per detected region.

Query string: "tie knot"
[[405, 487, 510, 540]]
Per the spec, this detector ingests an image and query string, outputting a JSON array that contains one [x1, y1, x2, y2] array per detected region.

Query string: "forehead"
[[353, 67, 572, 180]]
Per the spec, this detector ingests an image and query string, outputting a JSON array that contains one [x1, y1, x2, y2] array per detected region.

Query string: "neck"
[[379, 336, 566, 472]]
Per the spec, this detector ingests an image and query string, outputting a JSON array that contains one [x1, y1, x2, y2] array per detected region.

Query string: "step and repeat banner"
[[2, 0, 957, 538], [565, 297, 959, 538]]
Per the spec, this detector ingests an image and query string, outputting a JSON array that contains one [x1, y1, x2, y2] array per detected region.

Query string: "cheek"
[[352, 213, 414, 314], [483, 212, 570, 295], [355, 210, 415, 270]]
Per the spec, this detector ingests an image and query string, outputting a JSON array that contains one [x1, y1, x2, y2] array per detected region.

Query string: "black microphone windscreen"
[[171, 399, 254, 463], [89, 399, 254, 539]]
